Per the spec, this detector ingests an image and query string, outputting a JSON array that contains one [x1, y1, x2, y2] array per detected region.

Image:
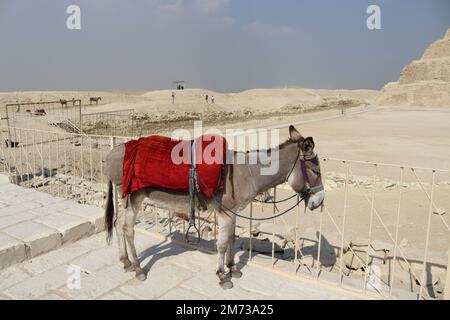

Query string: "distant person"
[[341, 108, 345, 116], [172, 92, 176, 104], [205, 94, 209, 103], [211, 96, 215, 104]]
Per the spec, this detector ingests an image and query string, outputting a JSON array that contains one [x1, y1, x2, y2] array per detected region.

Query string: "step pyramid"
[[376, 28, 450, 107]]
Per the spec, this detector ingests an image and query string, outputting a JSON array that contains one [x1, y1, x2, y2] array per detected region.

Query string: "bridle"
[[285, 139, 324, 200]]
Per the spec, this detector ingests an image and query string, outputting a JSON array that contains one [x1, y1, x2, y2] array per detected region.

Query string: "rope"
[[253, 193, 297, 204], [196, 172, 308, 221], [186, 140, 200, 243]]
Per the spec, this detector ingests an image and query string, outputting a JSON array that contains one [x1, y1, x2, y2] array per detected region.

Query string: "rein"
[[196, 172, 309, 221], [196, 140, 323, 221], [253, 193, 297, 204], [186, 139, 201, 243]]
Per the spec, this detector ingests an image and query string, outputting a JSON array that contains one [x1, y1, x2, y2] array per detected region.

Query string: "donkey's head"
[[286, 125, 325, 211]]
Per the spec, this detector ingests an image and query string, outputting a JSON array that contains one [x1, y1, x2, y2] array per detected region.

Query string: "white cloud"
[[222, 16, 235, 25], [153, 0, 229, 18], [193, 0, 229, 13], [248, 21, 293, 37], [156, 0, 184, 16]]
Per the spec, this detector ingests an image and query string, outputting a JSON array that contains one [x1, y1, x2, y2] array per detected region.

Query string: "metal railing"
[[0, 126, 112, 205], [0, 125, 449, 300], [245, 159, 450, 300], [81, 109, 135, 136], [3, 100, 85, 143]]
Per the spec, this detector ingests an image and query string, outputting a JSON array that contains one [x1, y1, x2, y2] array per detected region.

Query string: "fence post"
[[294, 194, 300, 274], [110, 136, 119, 226], [390, 167, 404, 296], [364, 164, 377, 293], [419, 170, 436, 300], [316, 203, 323, 280], [5, 104, 12, 147], [445, 249, 450, 300], [249, 201, 253, 261], [79, 101, 82, 133], [272, 187, 277, 268], [339, 163, 350, 286]]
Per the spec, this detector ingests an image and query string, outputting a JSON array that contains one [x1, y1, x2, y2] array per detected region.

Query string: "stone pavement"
[[0, 231, 361, 300], [0, 175, 104, 270], [0, 175, 362, 300]]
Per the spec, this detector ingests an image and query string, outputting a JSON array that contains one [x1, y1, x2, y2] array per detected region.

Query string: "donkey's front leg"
[[216, 213, 233, 289], [226, 228, 242, 279]]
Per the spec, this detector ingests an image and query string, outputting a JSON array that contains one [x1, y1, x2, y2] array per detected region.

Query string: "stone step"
[[398, 57, 450, 84], [0, 175, 105, 270]]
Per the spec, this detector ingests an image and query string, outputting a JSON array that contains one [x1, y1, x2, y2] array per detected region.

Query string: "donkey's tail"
[[105, 180, 114, 245]]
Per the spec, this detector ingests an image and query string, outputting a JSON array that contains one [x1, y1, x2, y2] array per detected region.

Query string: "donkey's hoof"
[[136, 272, 147, 281], [124, 265, 135, 272], [219, 280, 233, 290], [122, 259, 133, 271], [231, 270, 242, 279]]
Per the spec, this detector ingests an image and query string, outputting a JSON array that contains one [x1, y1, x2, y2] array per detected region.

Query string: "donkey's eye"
[[302, 137, 315, 153]]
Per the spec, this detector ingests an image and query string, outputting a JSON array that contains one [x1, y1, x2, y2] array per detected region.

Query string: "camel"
[[90, 97, 102, 105], [103, 125, 325, 288]]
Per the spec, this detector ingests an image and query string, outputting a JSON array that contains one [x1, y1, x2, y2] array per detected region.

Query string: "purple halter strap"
[[300, 153, 320, 185], [300, 158, 310, 184]]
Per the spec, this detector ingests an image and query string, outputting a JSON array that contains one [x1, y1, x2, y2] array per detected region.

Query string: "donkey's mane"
[[232, 138, 299, 156]]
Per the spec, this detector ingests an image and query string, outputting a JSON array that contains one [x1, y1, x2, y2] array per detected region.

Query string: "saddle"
[[122, 134, 227, 199]]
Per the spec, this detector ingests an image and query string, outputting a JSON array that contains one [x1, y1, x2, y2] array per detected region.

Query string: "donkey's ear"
[[302, 137, 315, 154], [289, 125, 303, 141]]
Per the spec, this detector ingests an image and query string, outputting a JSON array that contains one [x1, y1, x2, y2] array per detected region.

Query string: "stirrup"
[[185, 223, 201, 244]]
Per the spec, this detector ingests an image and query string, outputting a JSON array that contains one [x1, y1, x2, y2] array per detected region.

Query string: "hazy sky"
[[0, 0, 449, 92]]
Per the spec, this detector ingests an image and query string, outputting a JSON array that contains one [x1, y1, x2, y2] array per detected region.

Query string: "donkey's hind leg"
[[123, 195, 146, 281], [114, 186, 132, 270], [115, 210, 132, 271]]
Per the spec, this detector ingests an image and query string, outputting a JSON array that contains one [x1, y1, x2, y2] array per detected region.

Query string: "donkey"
[[60, 99, 68, 108], [90, 97, 102, 105], [103, 125, 325, 288]]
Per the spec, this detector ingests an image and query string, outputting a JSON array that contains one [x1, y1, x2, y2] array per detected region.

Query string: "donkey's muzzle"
[[306, 188, 325, 211]]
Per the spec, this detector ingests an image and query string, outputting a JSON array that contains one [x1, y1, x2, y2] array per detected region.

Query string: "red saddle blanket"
[[122, 134, 227, 199]]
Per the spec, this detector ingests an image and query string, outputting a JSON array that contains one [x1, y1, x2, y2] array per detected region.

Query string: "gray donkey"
[[103, 125, 325, 289]]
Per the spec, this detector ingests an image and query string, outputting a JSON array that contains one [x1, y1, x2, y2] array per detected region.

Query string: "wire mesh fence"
[[81, 109, 135, 136], [4, 101, 83, 139]]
